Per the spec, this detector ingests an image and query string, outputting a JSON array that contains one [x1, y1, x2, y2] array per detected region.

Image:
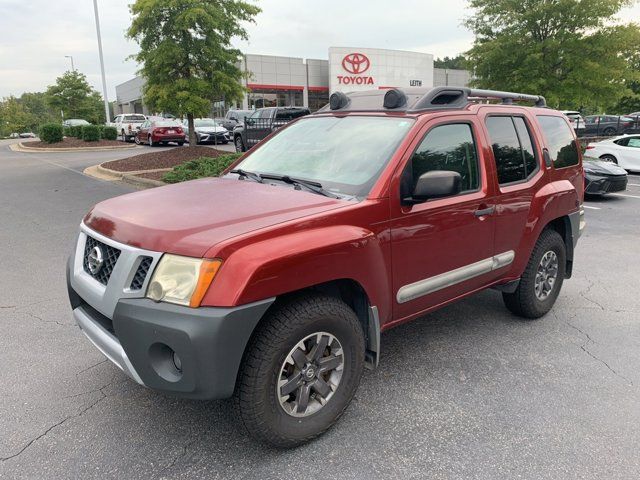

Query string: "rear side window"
[[536, 115, 580, 168], [407, 123, 480, 193], [628, 137, 640, 148], [485, 116, 538, 184]]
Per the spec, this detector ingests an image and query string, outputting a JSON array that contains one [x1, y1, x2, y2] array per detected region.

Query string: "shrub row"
[[60, 124, 118, 142], [162, 153, 242, 183]]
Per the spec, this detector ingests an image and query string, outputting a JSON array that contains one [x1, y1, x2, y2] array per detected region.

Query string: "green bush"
[[163, 153, 242, 183], [63, 126, 72, 137], [82, 124, 101, 142], [102, 126, 117, 140], [39, 123, 64, 143], [69, 125, 83, 138]]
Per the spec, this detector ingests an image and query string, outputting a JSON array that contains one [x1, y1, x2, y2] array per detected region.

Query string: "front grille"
[[83, 236, 120, 285], [605, 176, 627, 193], [130, 256, 153, 290]]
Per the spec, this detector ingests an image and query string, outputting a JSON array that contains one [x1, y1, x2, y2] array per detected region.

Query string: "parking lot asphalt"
[[1, 139, 639, 479]]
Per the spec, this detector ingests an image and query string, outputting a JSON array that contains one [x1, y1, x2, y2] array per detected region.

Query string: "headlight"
[[146, 254, 222, 307]]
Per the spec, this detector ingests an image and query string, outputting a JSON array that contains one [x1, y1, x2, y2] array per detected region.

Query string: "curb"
[[11, 142, 138, 153], [85, 163, 168, 189]]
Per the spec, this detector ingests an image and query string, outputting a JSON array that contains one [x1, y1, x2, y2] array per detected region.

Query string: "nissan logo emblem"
[[342, 53, 370, 74], [87, 246, 104, 275]]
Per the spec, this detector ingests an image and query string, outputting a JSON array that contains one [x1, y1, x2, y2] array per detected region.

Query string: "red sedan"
[[135, 119, 185, 146]]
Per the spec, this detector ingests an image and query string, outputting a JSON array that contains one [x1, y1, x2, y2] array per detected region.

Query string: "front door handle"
[[474, 206, 495, 217]]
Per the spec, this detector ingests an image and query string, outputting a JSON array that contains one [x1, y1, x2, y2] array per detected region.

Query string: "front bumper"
[[585, 173, 627, 195], [67, 226, 274, 399], [198, 132, 229, 143]]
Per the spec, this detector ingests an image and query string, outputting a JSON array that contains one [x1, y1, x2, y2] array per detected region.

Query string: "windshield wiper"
[[230, 169, 263, 183], [260, 174, 341, 199]]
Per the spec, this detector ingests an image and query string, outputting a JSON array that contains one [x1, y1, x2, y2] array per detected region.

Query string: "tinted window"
[[276, 109, 309, 120], [536, 115, 580, 168], [614, 138, 629, 146], [486, 117, 526, 184], [513, 117, 538, 176], [407, 124, 479, 193]]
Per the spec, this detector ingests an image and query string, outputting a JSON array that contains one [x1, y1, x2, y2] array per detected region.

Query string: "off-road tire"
[[502, 228, 566, 319], [234, 294, 365, 448]]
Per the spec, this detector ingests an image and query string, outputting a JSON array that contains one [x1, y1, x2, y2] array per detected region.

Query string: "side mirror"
[[404, 170, 462, 204]]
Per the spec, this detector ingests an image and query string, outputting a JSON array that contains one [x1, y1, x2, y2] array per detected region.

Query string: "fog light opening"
[[172, 351, 182, 372]]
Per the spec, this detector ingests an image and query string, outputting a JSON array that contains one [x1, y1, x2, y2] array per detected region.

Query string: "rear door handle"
[[474, 206, 495, 217]]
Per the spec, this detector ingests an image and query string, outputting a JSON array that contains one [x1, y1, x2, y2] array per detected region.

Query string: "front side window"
[[536, 115, 580, 168], [234, 116, 414, 198], [405, 123, 480, 194]]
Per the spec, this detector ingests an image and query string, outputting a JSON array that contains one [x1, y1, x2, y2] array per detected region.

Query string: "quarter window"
[[405, 123, 480, 195], [486, 116, 538, 184], [536, 115, 580, 168]]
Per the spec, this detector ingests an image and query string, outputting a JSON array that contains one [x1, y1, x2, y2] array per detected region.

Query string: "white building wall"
[[328, 47, 433, 93]]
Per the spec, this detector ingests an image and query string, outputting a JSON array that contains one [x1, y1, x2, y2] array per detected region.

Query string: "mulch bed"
[[27, 138, 124, 148], [102, 146, 227, 172]]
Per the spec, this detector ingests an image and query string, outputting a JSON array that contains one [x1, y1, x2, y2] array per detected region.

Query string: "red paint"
[[247, 83, 305, 91], [308, 86, 329, 92], [342, 53, 371, 74], [135, 121, 185, 145], [86, 103, 583, 329]]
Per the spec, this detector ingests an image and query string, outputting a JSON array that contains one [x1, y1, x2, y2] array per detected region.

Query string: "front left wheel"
[[234, 294, 365, 448]]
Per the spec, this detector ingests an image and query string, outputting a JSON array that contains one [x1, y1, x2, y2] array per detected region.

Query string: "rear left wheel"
[[502, 229, 566, 319], [234, 294, 365, 448]]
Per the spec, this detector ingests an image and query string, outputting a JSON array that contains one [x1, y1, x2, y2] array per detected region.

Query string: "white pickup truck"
[[114, 114, 147, 142]]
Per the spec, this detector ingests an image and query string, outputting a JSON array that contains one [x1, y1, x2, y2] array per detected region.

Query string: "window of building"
[[308, 90, 329, 112], [486, 116, 538, 184], [536, 115, 580, 168], [405, 123, 480, 195], [248, 89, 303, 109]]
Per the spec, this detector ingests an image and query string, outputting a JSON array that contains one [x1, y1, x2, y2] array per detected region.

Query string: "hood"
[[583, 158, 627, 176], [195, 126, 227, 134], [84, 178, 345, 257]]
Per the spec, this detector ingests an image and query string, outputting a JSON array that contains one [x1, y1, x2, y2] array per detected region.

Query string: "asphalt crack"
[[76, 359, 108, 376], [0, 380, 114, 462], [159, 436, 201, 475], [562, 314, 634, 386], [578, 278, 605, 311], [24, 311, 69, 328]]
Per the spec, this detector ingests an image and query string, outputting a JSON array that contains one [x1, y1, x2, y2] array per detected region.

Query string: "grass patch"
[[162, 153, 242, 183]]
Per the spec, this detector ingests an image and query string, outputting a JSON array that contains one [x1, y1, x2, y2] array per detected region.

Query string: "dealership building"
[[115, 46, 471, 116]]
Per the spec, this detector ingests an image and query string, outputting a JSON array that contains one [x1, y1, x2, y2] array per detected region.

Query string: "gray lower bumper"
[[74, 306, 144, 385], [569, 207, 585, 247]]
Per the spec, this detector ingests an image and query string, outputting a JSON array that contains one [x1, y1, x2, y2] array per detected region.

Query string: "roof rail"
[[409, 86, 546, 111]]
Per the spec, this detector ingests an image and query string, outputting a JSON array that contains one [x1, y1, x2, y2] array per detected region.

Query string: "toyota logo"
[[342, 53, 370, 74], [87, 246, 104, 275]]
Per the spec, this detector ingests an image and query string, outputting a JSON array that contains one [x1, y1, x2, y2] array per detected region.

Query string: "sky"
[[1, 0, 639, 100]]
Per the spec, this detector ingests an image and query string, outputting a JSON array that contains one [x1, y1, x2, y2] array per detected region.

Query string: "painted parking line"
[[583, 205, 601, 210], [611, 193, 640, 199], [627, 183, 640, 187]]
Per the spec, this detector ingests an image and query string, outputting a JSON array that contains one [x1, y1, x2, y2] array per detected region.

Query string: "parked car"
[[560, 110, 586, 133], [584, 115, 635, 136], [219, 109, 253, 133], [182, 118, 229, 144], [233, 106, 310, 152], [9, 132, 19, 138], [582, 156, 628, 195], [585, 134, 640, 172], [63, 119, 91, 127], [114, 114, 147, 142], [18, 132, 36, 138], [67, 86, 584, 448], [134, 119, 185, 146]]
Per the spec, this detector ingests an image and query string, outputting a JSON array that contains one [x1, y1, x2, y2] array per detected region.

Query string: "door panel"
[[390, 117, 497, 321]]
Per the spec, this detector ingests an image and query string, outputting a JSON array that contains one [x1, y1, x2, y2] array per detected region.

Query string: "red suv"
[[67, 87, 584, 447]]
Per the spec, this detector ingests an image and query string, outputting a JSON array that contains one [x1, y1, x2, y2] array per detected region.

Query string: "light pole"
[[65, 55, 75, 71], [93, 0, 110, 123]]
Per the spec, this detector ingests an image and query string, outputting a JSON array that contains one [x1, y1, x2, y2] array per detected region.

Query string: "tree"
[[0, 96, 35, 136], [45, 70, 105, 123], [434, 55, 467, 70], [465, 0, 640, 111], [127, 0, 261, 144]]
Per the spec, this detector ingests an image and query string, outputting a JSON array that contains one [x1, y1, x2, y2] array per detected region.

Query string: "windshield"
[[233, 116, 414, 198], [194, 119, 218, 127]]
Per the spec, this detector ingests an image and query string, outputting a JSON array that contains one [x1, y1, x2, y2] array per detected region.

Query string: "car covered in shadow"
[[182, 118, 229, 144], [583, 156, 628, 195]]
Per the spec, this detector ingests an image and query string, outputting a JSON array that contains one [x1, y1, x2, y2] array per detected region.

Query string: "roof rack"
[[322, 86, 546, 114]]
